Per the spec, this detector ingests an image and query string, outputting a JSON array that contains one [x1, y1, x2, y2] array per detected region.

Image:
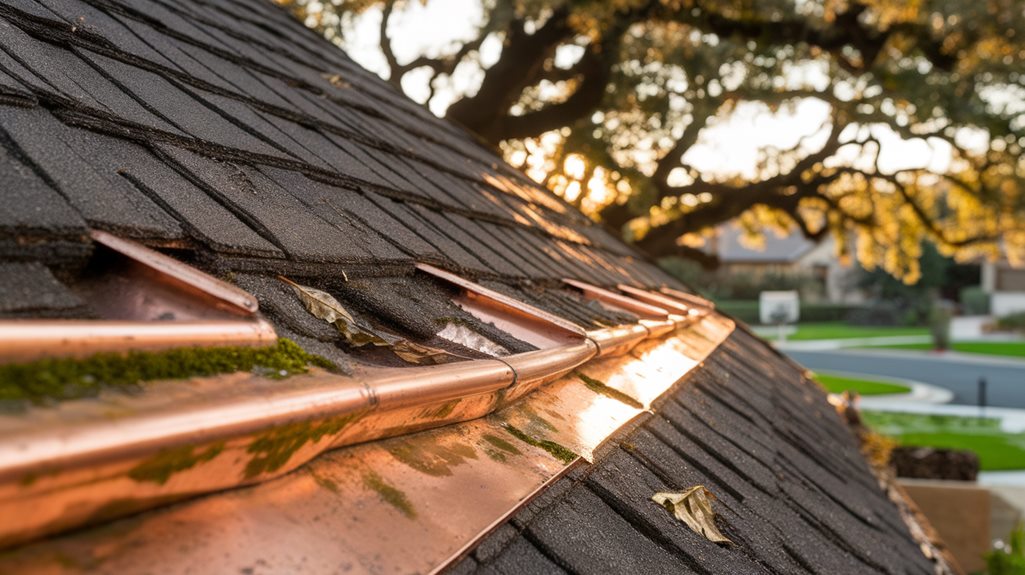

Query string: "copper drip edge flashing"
[[0, 285, 704, 548]]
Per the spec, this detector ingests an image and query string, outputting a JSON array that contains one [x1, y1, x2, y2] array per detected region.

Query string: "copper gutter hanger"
[[0, 234, 708, 549]]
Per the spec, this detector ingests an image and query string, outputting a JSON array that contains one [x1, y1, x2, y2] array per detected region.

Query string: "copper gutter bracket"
[[416, 263, 601, 398], [660, 286, 715, 310], [91, 230, 258, 315], [0, 232, 274, 363], [618, 284, 707, 325], [562, 279, 670, 357]]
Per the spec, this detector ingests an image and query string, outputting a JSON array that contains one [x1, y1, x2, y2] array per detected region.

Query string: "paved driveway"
[[786, 349, 1025, 409]]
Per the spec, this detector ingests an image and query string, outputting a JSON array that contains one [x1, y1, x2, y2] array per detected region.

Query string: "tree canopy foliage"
[[281, 0, 1025, 282]]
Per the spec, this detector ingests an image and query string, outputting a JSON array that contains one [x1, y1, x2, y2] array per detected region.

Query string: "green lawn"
[[862, 411, 1025, 471], [870, 341, 1025, 358], [765, 322, 929, 341], [815, 372, 911, 396]]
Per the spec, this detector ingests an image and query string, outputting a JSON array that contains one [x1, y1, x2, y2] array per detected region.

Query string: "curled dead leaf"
[[652, 486, 732, 544], [279, 276, 464, 366], [279, 276, 383, 347]]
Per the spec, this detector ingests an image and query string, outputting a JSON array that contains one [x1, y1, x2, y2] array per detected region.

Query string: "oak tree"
[[282, 0, 1025, 281]]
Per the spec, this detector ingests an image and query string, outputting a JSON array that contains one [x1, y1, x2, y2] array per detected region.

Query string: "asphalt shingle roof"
[[0, 1, 938, 573], [456, 330, 937, 575]]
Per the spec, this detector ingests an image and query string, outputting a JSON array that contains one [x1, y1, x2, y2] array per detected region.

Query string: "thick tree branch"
[[446, 7, 574, 141]]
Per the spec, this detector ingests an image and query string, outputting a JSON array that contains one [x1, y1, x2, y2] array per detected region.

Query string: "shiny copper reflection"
[[0, 318, 276, 362]]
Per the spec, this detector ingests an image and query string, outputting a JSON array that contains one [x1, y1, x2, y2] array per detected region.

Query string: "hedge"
[[715, 300, 867, 325]]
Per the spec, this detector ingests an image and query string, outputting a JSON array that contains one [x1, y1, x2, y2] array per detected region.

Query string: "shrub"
[[986, 523, 1025, 575], [996, 311, 1025, 334], [960, 286, 990, 315], [715, 300, 866, 325], [847, 301, 906, 326]]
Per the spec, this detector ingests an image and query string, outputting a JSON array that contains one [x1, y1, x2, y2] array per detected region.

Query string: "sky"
[[324, 0, 963, 182]]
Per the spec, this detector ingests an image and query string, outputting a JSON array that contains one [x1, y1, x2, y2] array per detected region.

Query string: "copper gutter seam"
[[90, 230, 258, 315], [0, 318, 278, 362]]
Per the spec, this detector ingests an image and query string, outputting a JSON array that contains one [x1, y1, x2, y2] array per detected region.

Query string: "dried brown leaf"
[[279, 276, 383, 347], [280, 276, 462, 365], [652, 486, 732, 544], [390, 340, 458, 365]]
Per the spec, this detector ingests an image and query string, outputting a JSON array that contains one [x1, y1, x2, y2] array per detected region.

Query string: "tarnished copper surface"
[[90, 230, 258, 315], [0, 318, 277, 362], [562, 278, 670, 318], [0, 313, 735, 575]]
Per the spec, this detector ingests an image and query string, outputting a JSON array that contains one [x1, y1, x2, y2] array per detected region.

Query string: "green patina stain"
[[311, 472, 340, 493], [363, 471, 416, 518], [502, 424, 577, 464], [576, 373, 644, 409], [0, 339, 337, 404], [245, 412, 362, 478], [482, 433, 521, 463], [483, 433, 521, 455], [419, 398, 460, 420], [387, 440, 478, 476], [519, 406, 558, 433], [129, 442, 225, 485]]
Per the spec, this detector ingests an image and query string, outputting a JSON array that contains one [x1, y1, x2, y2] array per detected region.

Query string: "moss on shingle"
[[0, 338, 336, 403]]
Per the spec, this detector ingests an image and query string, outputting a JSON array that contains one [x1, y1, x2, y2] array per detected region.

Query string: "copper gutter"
[[0, 319, 277, 362], [0, 274, 706, 548], [90, 230, 258, 314]]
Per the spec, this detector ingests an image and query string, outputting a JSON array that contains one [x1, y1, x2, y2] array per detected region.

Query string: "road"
[[785, 349, 1025, 409]]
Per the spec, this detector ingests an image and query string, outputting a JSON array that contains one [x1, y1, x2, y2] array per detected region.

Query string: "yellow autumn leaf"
[[652, 486, 732, 544]]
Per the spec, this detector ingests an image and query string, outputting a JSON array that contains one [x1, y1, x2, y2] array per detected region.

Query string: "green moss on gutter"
[[482, 433, 522, 463], [576, 373, 644, 409], [129, 442, 225, 485], [419, 398, 460, 420], [387, 440, 477, 477], [363, 471, 416, 518], [502, 424, 577, 464], [0, 339, 336, 403], [483, 433, 521, 456], [244, 412, 362, 479]]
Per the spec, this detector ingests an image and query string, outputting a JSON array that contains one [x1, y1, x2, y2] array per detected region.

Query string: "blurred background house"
[[704, 223, 863, 304]]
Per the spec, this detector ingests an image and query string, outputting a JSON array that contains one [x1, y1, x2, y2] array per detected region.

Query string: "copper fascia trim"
[[0, 318, 277, 362], [91, 230, 258, 315]]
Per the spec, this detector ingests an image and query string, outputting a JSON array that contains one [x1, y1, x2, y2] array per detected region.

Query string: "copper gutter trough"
[[0, 319, 277, 362], [0, 271, 711, 552]]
